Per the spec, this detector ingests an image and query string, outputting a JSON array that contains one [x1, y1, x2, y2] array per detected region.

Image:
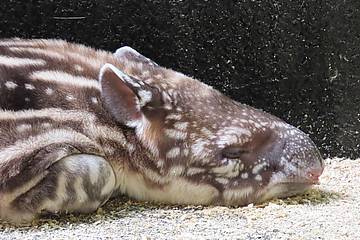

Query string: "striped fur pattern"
[[0, 39, 324, 223]]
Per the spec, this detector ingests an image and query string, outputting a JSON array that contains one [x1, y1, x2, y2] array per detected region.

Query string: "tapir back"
[[0, 39, 127, 194], [0, 39, 111, 111]]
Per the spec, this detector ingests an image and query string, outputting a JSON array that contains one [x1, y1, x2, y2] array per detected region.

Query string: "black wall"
[[1, 0, 359, 158]]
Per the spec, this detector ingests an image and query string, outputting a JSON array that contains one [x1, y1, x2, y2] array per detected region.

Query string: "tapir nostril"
[[305, 165, 324, 184]]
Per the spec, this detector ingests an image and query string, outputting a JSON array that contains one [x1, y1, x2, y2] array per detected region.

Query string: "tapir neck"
[[97, 123, 160, 194]]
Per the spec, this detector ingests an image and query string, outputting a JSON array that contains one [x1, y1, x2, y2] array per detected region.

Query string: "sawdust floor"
[[1, 158, 359, 240]]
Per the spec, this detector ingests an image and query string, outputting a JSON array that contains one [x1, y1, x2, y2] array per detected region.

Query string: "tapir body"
[[0, 39, 323, 223]]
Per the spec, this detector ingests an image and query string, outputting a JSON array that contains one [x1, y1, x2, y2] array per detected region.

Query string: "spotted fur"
[[0, 39, 324, 223]]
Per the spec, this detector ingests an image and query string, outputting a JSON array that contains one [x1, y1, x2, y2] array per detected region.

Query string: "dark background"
[[0, 0, 359, 158]]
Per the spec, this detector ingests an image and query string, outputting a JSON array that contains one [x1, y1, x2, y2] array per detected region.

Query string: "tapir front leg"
[[2, 154, 116, 223]]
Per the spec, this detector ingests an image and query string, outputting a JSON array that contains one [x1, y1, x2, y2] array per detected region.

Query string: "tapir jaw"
[[255, 182, 314, 204]]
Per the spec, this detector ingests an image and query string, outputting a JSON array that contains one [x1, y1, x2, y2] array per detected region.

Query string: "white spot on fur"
[[166, 114, 182, 120], [201, 127, 213, 138], [241, 173, 249, 179], [74, 65, 84, 71], [183, 148, 189, 156], [166, 147, 181, 159], [252, 163, 267, 174], [191, 139, 209, 159], [216, 126, 252, 147], [168, 166, 185, 176], [268, 172, 287, 186], [24, 83, 35, 90], [174, 122, 188, 131], [45, 87, 54, 95], [163, 104, 173, 110], [24, 97, 30, 102], [255, 174, 262, 181], [165, 129, 187, 140], [91, 97, 98, 104], [5, 81, 18, 90], [216, 177, 230, 185], [66, 95, 75, 101], [211, 160, 241, 178]]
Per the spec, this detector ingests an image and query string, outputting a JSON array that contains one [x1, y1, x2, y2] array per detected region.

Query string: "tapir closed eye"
[[0, 39, 323, 223]]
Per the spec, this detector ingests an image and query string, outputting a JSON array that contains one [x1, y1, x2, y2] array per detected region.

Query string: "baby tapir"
[[0, 39, 324, 223]]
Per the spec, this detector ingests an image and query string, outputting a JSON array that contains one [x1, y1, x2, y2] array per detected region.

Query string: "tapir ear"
[[114, 46, 158, 67], [99, 63, 153, 127]]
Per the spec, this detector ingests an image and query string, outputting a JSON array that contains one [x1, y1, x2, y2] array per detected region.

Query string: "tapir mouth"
[[273, 182, 314, 198], [256, 181, 314, 203]]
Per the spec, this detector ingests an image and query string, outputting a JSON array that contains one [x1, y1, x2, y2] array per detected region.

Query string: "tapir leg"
[[2, 154, 116, 223]]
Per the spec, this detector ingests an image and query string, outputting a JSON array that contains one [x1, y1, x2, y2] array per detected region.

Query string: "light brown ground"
[[1, 158, 359, 240]]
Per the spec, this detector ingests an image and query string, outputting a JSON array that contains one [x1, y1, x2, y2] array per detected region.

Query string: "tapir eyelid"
[[221, 146, 249, 159]]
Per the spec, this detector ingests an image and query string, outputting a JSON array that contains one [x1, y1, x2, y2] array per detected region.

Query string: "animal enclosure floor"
[[1, 158, 359, 240]]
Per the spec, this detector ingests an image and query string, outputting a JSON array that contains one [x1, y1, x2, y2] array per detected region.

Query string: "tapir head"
[[99, 46, 324, 205]]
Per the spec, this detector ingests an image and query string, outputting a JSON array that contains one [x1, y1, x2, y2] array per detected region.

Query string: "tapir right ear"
[[114, 46, 159, 67], [99, 63, 153, 127]]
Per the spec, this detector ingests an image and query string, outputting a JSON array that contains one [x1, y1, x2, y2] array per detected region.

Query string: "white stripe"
[[0, 40, 40, 47], [0, 129, 100, 166], [30, 70, 101, 89], [9, 46, 103, 71], [0, 108, 128, 147], [0, 172, 47, 216], [9, 47, 66, 60], [0, 108, 96, 122], [0, 55, 46, 67], [1, 40, 107, 69]]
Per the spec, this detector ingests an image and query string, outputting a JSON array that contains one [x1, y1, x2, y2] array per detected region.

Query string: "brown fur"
[[0, 39, 324, 223]]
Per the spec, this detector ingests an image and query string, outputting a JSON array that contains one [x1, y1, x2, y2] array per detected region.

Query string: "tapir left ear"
[[113, 46, 158, 67], [99, 63, 154, 127]]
